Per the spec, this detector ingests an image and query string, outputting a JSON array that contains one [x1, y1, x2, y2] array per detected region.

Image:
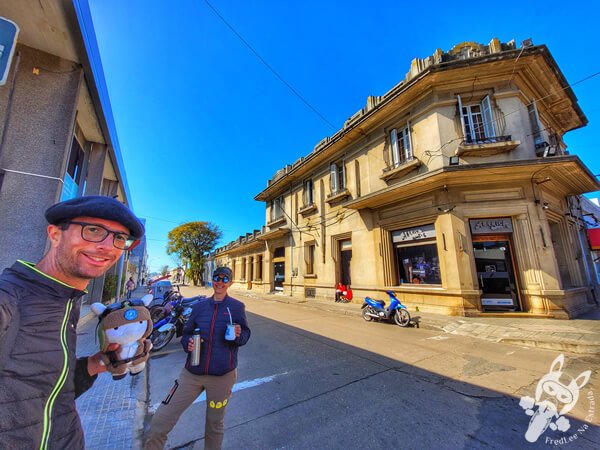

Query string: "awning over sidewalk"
[[588, 228, 600, 250]]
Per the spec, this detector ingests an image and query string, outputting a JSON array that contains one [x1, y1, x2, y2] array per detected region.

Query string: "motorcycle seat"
[[370, 298, 386, 306], [181, 295, 205, 306]]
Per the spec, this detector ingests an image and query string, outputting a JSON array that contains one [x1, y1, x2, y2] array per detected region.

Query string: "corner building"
[[220, 39, 600, 318]]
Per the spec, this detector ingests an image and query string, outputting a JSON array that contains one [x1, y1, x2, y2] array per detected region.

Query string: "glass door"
[[472, 237, 521, 311]]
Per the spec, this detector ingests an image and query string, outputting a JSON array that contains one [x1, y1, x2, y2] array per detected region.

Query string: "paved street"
[[144, 288, 600, 449]]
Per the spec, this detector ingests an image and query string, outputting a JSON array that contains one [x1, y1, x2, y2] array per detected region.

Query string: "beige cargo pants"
[[145, 367, 237, 450]]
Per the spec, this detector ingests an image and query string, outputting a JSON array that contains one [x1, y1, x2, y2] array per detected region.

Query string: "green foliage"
[[161, 265, 169, 276], [167, 222, 221, 286], [102, 274, 117, 303]]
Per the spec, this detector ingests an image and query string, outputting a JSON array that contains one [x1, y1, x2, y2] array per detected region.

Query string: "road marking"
[[148, 372, 288, 414], [426, 335, 450, 341]]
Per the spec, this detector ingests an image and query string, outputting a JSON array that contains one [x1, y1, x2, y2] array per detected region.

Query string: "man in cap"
[[146, 266, 251, 450], [0, 195, 145, 449]]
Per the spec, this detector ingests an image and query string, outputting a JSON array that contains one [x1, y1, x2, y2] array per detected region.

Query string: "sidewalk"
[[180, 284, 600, 355], [76, 286, 149, 450]]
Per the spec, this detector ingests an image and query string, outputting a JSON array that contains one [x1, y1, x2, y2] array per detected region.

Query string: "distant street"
[[146, 291, 600, 449]]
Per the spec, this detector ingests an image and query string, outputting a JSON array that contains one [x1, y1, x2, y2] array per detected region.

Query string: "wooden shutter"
[[390, 128, 399, 166], [481, 95, 495, 139], [457, 95, 466, 139], [330, 163, 338, 192]]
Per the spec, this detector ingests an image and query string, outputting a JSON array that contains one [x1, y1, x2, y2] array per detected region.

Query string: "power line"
[[202, 0, 336, 130]]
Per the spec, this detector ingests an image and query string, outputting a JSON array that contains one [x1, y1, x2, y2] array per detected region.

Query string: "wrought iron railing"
[[462, 135, 512, 145]]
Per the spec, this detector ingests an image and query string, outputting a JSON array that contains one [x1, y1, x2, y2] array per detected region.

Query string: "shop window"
[[392, 224, 441, 284]]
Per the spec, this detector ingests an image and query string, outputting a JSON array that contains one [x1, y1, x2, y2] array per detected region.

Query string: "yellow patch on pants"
[[209, 398, 228, 409]]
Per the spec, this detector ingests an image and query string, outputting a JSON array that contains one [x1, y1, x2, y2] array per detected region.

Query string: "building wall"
[[224, 40, 598, 318], [0, 44, 81, 269]]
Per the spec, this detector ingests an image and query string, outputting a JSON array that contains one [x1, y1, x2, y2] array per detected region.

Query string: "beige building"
[[215, 38, 599, 318]]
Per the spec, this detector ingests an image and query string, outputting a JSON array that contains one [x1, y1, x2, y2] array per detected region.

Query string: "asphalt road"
[[145, 295, 600, 449]]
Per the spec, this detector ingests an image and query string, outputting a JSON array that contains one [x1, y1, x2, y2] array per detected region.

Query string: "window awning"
[[588, 228, 600, 250]]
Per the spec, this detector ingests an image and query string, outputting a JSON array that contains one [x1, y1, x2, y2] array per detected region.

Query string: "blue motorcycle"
[[361, 291, 411, 327], [150, 294, 205, 351]]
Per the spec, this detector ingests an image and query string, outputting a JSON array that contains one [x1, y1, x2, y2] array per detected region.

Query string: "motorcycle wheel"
[[150, 327, 176, 352], [150, 305, 167, 323], [362, 306, 374, 322], [394, 309, 411, 327]]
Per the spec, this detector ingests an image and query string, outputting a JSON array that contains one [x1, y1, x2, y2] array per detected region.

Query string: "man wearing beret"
[[0, 195, 145, 450], [146, 266, 251, 450]]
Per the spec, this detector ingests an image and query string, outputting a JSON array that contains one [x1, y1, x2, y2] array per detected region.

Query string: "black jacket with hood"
[[0, 261, 96, 450]]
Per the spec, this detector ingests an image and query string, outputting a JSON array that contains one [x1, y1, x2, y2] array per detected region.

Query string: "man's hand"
[[87, 343, 120, 376], [234, 324, 241, 338]]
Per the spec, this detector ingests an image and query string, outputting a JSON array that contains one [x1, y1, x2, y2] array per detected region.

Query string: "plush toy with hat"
[[90, 294, 154, 380]]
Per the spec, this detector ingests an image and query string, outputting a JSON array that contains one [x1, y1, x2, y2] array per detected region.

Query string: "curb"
[[245, 292, 600, 354], [132, 363, 148, 450], [497, 338, 600, 354]]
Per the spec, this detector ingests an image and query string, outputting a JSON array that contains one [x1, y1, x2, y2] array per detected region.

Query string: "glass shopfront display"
[[470, 218, 522, 311], [393, 224, 441, 285]]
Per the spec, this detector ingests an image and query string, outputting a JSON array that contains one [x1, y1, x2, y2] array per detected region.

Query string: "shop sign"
[[392, 224, 436, 243], [470, 217, 513, 234]]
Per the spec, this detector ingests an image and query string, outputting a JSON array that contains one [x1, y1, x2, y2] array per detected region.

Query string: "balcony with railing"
[[457, 135, 520, 156], [326, 188, 350, 204], [380, 157, 421, 182], [299, 202, 317, 215]]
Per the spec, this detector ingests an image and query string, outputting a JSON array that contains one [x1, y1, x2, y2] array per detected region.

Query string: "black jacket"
[[0, 261, 96, 450], [182, 295, 250, 376]]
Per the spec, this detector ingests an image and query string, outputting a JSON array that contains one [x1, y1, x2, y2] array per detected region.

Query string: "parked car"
[[147, 280, 173, 307]]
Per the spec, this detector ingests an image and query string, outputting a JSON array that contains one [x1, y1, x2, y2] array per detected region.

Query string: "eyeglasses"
[[212, 275, 230, 283], [66, 221, 137, 250]]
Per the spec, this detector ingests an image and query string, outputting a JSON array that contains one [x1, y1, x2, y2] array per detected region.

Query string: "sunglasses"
[[212, 275, 230, 283]]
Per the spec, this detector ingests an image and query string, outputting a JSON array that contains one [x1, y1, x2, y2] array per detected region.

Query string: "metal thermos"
[[190, 328, 201, 366]]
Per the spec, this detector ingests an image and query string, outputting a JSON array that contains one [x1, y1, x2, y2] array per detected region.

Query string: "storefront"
[[469, 218, 521, 312]]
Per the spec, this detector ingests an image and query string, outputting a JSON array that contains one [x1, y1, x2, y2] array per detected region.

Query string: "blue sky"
[[88, 0, 600, 272]]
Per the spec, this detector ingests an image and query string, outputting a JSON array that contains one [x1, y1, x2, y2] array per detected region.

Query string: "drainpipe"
[[289, 183, 294, 297]]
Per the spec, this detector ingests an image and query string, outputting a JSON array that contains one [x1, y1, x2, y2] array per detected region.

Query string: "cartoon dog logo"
[[519, 354, 591, 443]]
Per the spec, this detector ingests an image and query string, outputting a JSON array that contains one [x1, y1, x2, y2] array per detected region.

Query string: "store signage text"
[[392, 224, 436, 243], [470, 218, 513, 234]]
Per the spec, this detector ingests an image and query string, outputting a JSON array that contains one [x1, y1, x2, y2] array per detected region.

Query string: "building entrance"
[[472, 236, 521, 311]]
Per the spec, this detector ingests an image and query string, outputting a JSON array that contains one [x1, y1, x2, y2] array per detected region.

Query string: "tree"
[[166, 222, 221, 286]]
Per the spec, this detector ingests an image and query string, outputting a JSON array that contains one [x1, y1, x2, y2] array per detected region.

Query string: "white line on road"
[[148, 372, 288, 415], [426, 335, 450, 340]]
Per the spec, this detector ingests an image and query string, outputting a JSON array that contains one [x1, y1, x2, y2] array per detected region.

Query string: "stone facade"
[[215, 38, 599, 318]]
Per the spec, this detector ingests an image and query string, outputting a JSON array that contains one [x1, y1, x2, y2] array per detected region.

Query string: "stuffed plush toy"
[[90, 294, 154, 380]]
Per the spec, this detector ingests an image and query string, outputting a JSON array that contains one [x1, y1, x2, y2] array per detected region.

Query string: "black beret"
[[45, 196, 145, 239]]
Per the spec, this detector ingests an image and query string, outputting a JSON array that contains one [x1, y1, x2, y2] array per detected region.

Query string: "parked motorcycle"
[[150, 295, 204, 351], [361, 290, 411, 327]]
